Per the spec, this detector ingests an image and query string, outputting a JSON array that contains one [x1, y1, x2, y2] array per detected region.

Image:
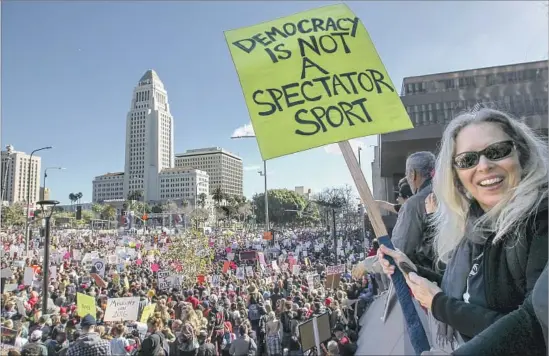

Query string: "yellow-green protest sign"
[[140, 303, 156, 323], [76, 292, 96, 318], [225, 4, 413, 160]]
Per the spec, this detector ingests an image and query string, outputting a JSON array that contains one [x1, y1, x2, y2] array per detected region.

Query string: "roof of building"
[[96, 172, 124, 178], [175, 147, 241, 160], [159, 167, 207, 175], [139, 69, 161, 83], [402, 60, 547, 83]]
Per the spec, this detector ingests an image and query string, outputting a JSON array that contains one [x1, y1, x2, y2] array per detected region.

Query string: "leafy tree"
[[252, 189, 318, 227], [151, 204, 163, 214], [2, 202, 26, 226], [314, 185, 359, 238], [163, 230, 214, 288], [197, 193, 207, 209], [91, 203, 103, 217], [127, 190, 144, 202], [190, 208, 209, 228], [162, 201, 179, 214], [102, 205, 117, 221]]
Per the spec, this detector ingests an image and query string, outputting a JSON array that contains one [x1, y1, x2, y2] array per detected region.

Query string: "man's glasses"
[[453, 140, 515, 170]]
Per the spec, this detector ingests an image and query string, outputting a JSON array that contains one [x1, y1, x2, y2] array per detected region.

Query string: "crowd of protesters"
[[0, 221, 382, 356]]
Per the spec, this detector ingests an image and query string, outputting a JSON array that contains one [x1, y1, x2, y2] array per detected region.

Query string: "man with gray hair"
[[391, 151, 436, 268]]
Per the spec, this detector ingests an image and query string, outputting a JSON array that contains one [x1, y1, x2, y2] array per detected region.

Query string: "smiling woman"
[[378, 107, 548, 355]]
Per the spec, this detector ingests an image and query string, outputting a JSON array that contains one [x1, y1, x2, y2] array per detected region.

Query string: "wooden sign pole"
[[338, 140, 430, 355]]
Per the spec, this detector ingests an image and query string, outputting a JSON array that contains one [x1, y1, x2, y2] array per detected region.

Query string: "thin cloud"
[[231, 122, 255, 138], [324, 138, 367, 155], [244, 165, 261, 171]]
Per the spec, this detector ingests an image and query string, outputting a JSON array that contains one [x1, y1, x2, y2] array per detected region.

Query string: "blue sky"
[[2, 1, 547, 205]]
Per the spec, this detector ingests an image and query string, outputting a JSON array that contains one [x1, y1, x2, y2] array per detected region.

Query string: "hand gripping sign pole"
[[339, 140, 430, 354]]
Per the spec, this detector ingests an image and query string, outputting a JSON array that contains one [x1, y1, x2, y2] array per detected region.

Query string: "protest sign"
[[91, 259, 106, 277], [236, 267, 245, 280], [104, 297, 140, 322], [23, 267, 34, 286], [157, 271, 171, 290], [77, 292, 96, 317], [140, 303, 156, 323], [1, 268, 13, 279], [326, 264, 345, 275], [225, 4, 413, 160]]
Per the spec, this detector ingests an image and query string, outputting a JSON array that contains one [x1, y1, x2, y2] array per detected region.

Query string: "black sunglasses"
[[453, 140, 515, 170]]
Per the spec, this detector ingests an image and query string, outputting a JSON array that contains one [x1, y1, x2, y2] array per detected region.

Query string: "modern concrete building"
[[39, 187, 50, 201], [1, 148, 41, 204], [123, 69, 174, 202], [92, 172, 125, 203], [372, 60, 548, 226], [175, 147, 243, 197], [57, 202, 93, 212], [295, 186, 312, 199], [158, 167, 209, 206]]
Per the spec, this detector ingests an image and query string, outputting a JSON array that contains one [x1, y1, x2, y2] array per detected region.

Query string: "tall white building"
[[175, 147, 243, 197], [92, 172, 125, 203], [123, 69, 174, 202], [1, 149, 41, 204], [158, 167, 209, 206]]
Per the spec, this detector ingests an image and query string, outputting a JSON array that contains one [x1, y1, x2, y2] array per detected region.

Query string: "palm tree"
[[68, 193, 77, 211], [76, 192, 83, 205], [198, 193, 207, 209], [127, 190, 144, 202], [212, 187, 224, 207]]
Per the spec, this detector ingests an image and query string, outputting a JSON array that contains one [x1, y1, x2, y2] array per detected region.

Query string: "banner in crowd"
[[104, 297, 140, 322], [326, 264, 345, 275], [225, 4, 413, 160]]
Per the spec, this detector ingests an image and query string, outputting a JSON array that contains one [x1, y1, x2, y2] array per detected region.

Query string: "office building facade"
[[158, 167, 209, 206], [1, 149, 41, 204], [175, 147, 243, 197], [372, 60, 548, 225], [92, 172, 125, 203]]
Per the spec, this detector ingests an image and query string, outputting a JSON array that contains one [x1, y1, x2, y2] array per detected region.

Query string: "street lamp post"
[[25, 146, 53, 256], [2, 145, 14, 202], [258, 161, 269, 233], [36, 199, 59, 314], [230, 134, 270, 235], [357, 147, 367, 245], [43, 167, 65, 200]]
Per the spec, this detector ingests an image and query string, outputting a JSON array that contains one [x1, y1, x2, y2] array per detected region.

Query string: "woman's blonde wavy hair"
[[432, 108, 548, 263]]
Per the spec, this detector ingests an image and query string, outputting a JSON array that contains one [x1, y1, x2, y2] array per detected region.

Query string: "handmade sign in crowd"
[[76, 292, 96, 317], [104, 297, 140, 322], [325, 264, 345, 275]]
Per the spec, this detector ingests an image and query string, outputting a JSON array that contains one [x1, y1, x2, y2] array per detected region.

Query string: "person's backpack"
[[248, 304, 260, 321], [281, 311, 292, 333], [151, 331, 169, 356], [21, 343, 45, 356]]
